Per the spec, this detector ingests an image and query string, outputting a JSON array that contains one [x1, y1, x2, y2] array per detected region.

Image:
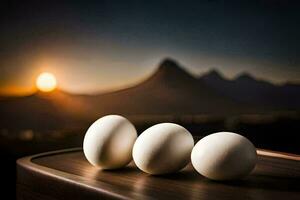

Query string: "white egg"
[[83, 115, 137, 169], [133, 123, 194, 175], [191, 132, 257, 180]]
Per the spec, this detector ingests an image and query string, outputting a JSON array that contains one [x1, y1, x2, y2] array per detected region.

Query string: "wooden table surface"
[[17, 148, 300, 200]]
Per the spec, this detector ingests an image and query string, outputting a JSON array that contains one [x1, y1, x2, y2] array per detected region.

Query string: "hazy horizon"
[[1, 1, 300, 96], [1, 57, 298, 97]]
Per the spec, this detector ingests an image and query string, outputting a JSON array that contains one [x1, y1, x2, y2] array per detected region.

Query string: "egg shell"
[[191, 132, 257, 180], [83, 115, 137, 169], [133, 123, 194, 175]]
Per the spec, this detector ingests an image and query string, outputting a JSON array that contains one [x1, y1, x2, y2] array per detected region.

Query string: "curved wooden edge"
[[17, 147, 300, 166], [16, 147, 300, 166], [17, 147, 83, 163], [16, 148, 300, 199], [257, 149, 300, 161], [17, 148, 300, 172], [16, 148, 134, 200]]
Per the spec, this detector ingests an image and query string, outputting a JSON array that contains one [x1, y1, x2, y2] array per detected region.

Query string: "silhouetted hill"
[[200, 69, 229, 89], [88, 58, 239, 115], [200, 70, 300, 110], [0, 89, 90, 130], [201, 69, 225, 82], [1, 58, 300, 130]]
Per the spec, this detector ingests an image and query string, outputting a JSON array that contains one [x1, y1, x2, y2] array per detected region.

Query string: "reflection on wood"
[[17, 148, 300, 200]]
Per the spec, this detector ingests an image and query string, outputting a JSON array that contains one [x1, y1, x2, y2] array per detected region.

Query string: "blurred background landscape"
[[1, 0, 300, 198]]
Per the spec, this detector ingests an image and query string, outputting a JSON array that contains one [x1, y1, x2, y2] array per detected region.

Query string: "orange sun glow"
[[36, 72, 57, 92]]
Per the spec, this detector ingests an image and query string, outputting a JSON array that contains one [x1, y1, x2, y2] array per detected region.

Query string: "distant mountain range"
[[200, 68, 300, 110], [1, 58, 299, 130]]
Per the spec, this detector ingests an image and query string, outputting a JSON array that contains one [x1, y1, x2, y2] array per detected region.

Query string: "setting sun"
[[36, 72, 57, 92]]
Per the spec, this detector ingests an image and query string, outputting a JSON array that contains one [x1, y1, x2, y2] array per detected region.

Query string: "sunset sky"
[[1, 0, 300, 95]]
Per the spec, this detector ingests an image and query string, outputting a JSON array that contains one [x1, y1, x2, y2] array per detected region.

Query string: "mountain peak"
[[235, 72, 256, 82], [142, 58, 197, 86], [153, 58, 193, 78], [157, 58, 185, 72], [201, 69, 224, 81]]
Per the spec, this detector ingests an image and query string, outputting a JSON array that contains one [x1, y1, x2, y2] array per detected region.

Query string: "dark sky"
[[1, 0, 300, 95]]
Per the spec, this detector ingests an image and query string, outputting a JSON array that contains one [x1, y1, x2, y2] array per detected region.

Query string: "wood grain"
[[17, 148, 300, 200]]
